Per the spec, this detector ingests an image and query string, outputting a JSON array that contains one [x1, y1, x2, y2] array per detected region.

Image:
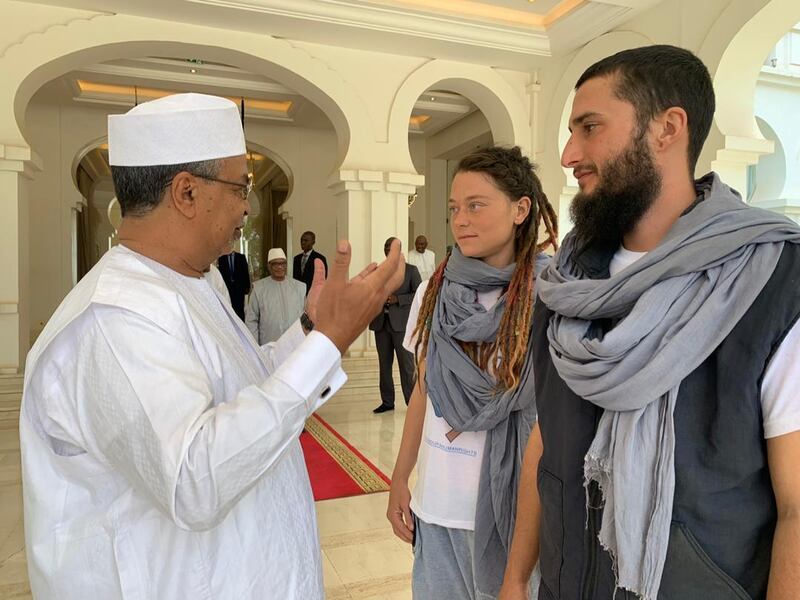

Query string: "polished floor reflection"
[[316, 358, 413, 599], [0, 358, 412, 599]]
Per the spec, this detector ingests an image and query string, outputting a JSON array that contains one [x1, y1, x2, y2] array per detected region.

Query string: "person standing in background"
[[218, 249, 251, 320], [370, 237, 422, 414], [407, 235, 436, 281], [293, 231, 328, 295], [246, 248, 306, 345]]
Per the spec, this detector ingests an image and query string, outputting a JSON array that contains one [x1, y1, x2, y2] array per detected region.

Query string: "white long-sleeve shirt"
[[21, 245, 346, 600]]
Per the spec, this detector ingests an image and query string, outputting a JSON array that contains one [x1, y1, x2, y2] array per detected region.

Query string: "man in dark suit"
[[217, 250, 251, 321], [293, 231, 328, 295], [370, 237, 422, 413]]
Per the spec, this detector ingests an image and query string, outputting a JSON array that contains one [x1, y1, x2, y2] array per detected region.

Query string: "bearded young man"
[[499, 45, 800, 600]]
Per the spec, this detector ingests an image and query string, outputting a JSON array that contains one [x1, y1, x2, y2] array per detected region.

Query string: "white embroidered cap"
[[267, 248, 287, 263], [108, 93, 246, 166]]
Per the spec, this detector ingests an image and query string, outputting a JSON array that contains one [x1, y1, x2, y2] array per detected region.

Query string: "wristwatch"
[[300, 311, 315, 332]]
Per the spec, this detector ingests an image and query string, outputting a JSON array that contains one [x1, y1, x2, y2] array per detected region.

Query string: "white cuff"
[[271, 330, 347, 411]]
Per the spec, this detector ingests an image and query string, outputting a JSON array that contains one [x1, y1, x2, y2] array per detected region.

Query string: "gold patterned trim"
[[305, 415, 390, 494]]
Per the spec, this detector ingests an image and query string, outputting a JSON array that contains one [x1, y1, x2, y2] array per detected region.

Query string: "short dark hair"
[[576, 44, 715, 173], [110, 159, 221, 217], [301, 231, 316, 239]]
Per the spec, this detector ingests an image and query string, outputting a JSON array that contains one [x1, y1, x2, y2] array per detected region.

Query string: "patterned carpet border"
[[304, 414, 390, 494]]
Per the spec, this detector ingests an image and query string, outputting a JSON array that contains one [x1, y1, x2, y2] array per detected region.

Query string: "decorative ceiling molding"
[[546, 1, 633, 54], [363, 0, 584, 28], [61, 62, 476, 135], [72, 79, 296, 121], [77, 61, 296, 97], [21, 0, 665, 68], [187, 0, 553, 55], [408, 114, 430, 133]]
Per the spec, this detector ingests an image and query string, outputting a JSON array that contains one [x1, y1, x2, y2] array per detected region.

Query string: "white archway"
[[1, 14, 365, 165], [387, 59, 531, 174], [699, 0, 800, 195], [749, 117, 786, 204]]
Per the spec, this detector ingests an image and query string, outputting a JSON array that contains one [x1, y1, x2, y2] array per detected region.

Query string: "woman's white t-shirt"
[[402, 279, 502, 530]]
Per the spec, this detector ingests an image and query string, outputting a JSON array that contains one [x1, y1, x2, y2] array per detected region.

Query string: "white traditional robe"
[[20, 245, 346, 600], [407, 248, 436, 280], [204, 262, 232, 305], [246, 276, 306, 345]]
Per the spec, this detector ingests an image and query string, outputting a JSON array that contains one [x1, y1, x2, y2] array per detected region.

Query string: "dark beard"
[[569, 132, 662, 248]]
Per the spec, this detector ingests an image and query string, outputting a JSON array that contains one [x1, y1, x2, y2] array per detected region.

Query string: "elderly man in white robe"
[[19, 93, 405, 600], [246, 248, 306, 344]]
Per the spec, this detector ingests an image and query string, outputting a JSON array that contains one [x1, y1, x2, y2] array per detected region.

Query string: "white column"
[[425, 159, 448, 259], [711, 135, 774, 200], [0, 144, 41, 374], [329, 169, 424, 357]]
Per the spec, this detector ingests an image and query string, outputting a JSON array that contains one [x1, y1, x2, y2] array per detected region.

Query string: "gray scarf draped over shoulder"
[[536, 173, 800, 600], [425, 247, 549, 598]]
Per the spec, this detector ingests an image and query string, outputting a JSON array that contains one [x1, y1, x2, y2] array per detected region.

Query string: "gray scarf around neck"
[[425, 247, 548, 597], [536, 173, 800, 600]]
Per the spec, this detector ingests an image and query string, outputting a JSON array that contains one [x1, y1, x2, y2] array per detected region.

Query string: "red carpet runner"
[[300, 413, 391, 501]]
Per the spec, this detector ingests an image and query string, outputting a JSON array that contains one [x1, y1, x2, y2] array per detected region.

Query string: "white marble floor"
[[0, 417, 29, 600], [315, 383, 414, 600], [0, 362, 413, 599]]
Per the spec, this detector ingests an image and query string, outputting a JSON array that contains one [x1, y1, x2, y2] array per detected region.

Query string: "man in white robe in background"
[[407, 234, 436, 280], [19, 93, 404, 600], [246, 248, 305, 345]]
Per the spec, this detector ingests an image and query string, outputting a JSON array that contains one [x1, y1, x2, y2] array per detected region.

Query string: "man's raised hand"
[[315, 239, 405, 354]]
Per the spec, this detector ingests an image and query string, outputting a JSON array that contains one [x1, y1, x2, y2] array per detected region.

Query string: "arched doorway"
[[9, 32, 351, 346], [702, 0, 800, 197], [241, 143, 293, 281]]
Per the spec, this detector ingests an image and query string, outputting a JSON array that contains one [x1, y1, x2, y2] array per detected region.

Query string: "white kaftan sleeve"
[[70, 304, 344, 531]]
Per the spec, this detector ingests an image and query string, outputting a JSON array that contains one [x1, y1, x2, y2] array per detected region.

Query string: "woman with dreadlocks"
[[386, 146, 558, 599]]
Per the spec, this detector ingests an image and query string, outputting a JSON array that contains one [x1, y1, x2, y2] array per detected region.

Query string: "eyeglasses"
[[193, 173, 253, 201]]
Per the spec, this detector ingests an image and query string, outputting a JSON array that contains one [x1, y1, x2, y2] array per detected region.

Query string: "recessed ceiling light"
[[190, 68, 197, 74], [430, 96, 435, 101]]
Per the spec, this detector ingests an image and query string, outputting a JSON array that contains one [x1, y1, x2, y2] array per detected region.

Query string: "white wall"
[[408, 135, 426, 246], [754, 77, 800, 204], [24, 99, 107, 339]]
